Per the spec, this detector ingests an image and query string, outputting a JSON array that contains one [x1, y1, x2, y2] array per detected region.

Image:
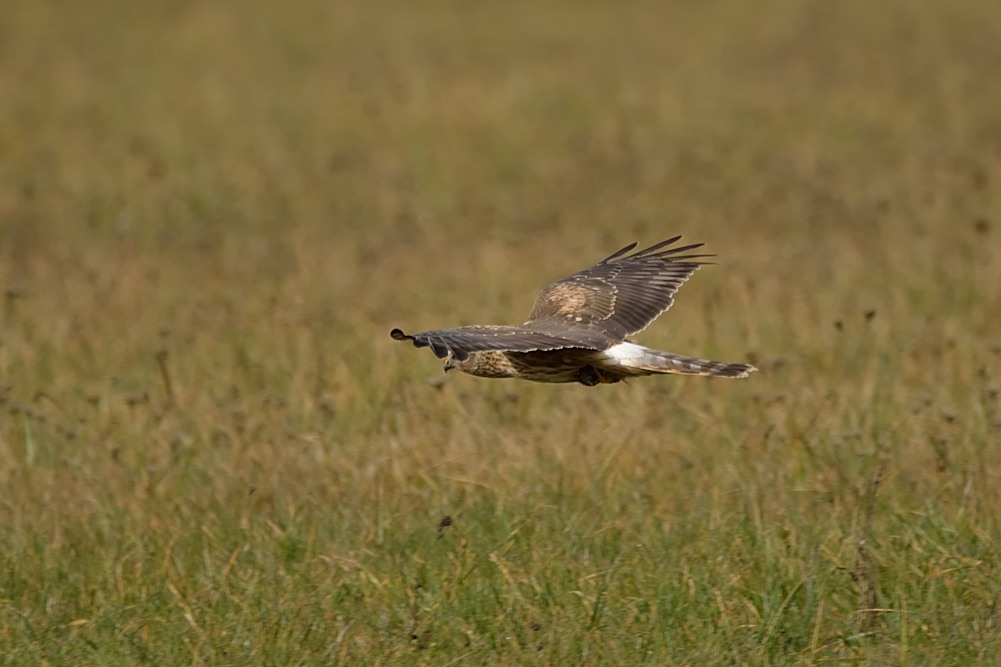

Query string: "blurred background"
[[1, 0, 1000, 661], [3, 0, 998, 332], [3, 0, 998, 381]]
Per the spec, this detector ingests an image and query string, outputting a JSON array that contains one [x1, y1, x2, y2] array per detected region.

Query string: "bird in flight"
[[391, 236, 756, 386]]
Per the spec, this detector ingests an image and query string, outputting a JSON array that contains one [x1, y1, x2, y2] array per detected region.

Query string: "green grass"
[[2, 0, 1001, 663]]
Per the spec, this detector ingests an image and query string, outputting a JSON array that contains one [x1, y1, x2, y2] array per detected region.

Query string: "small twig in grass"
[[587, 551, 625, 630], [852, 465, 885, 632], [396, 558, 427, 649], [33, 390, 67, 415], [155, 349, 175, 406], [22, 415, 34, 467]]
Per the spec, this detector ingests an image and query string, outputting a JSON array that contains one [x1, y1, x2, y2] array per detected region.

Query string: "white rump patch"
[[603, 342, 649, 364]]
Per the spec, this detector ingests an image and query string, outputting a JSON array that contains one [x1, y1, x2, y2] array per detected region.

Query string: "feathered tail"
[[605, 342, 756, 379]]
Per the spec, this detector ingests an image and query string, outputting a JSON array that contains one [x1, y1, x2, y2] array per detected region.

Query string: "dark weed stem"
[[155, 349, 175, 406]]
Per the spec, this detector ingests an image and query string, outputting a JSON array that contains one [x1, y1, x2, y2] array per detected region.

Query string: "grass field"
[[2, 0, 1001, 663]]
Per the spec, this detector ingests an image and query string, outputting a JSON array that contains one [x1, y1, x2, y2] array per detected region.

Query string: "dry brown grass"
[[2, 0, 1000, 663]]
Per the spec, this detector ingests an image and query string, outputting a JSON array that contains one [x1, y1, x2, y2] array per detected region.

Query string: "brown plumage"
[[391, 236, 756, 386]]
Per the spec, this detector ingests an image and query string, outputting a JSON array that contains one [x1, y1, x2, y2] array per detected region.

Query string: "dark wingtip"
[[391, 328, 437, 353], [599, 241, 639, 263], [727, 363, 758, 378]]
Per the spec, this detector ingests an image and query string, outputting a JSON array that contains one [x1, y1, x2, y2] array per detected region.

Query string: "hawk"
[[391, 236, 756, 386]]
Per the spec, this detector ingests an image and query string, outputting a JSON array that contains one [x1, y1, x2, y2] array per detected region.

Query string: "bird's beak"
[[443, 359, 454, 373]]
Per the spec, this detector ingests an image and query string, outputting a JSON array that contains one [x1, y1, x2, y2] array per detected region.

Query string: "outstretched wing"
[[390, 325, 608, 361], [525, 236, 710, 340]]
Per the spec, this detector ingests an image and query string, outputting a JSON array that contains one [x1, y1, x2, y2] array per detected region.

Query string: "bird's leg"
[[577, 366, 624, 385], [576, 366, 601, 386]]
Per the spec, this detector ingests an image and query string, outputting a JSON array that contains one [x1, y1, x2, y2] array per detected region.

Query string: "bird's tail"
[[605, 342, 756, 379]]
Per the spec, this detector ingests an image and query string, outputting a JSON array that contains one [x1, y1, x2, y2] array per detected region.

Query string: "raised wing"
[[390, 325, 608, 361], [525, 236, 711, 340]]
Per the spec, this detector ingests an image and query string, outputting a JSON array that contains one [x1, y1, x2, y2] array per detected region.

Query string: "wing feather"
[[525, 237, 711, 340], [392, 236, 713, 365], [390, 325, 608, 361]]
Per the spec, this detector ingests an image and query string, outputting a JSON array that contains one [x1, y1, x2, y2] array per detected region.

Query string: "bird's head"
[[443, 352, 459, 373]]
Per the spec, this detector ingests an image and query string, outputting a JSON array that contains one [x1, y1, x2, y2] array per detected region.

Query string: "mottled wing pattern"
[[390, 325, 604, 361], [525, 236, 711, 339]]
